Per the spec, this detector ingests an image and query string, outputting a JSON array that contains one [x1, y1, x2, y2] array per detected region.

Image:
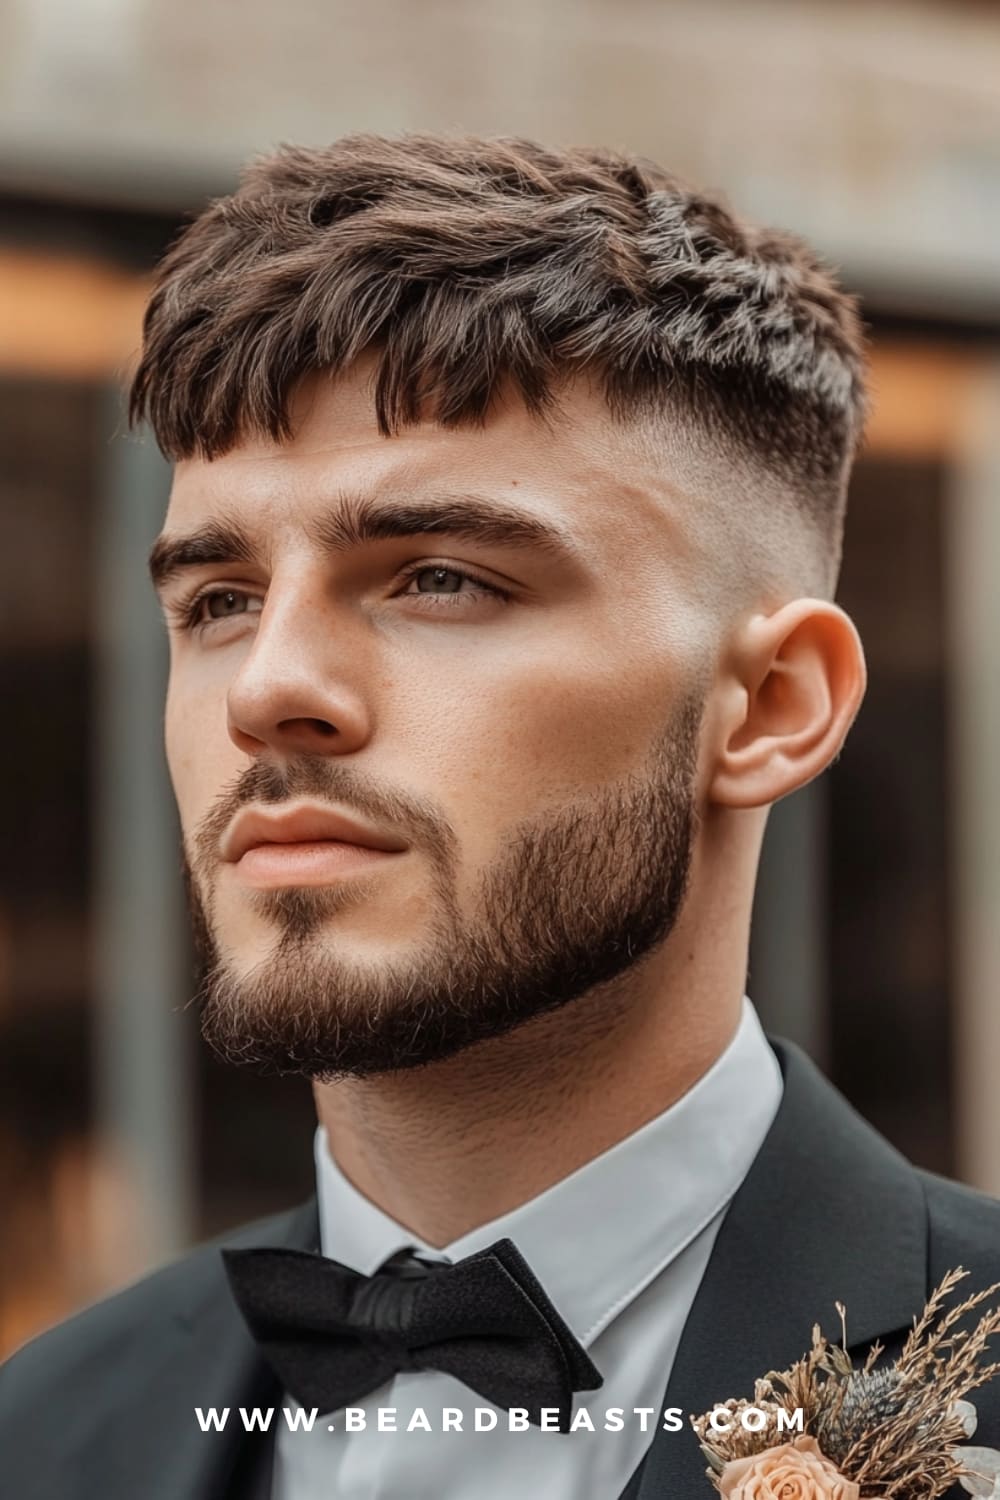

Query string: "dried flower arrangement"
[[693, 1269, 1000, 1498]]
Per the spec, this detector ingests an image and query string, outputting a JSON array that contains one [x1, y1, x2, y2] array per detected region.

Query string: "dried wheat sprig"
[[841, 1276, 1000, 1494], [694, 1272, 1000, 1499], [897, 1271, 1000, 1382], [898, 1267, 969, 1360], [844, 1400, 966, 1488]]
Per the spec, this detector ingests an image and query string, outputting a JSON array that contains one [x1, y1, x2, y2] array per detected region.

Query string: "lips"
[[221, 802, 409, 864]]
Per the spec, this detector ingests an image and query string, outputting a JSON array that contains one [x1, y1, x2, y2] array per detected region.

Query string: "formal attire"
[[271, 997, 781, 1499], [4, 1019, 1000, 1500]]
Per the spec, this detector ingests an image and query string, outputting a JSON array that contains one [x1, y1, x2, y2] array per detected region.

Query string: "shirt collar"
[[314, 995, 782, 1348]]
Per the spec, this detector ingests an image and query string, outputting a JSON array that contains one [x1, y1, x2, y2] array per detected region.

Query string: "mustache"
[[190, 758, 457, 877]]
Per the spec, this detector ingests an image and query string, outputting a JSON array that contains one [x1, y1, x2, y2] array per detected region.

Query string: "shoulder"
[[912, 1169, 1000, 1452], [0, 1200, 302, 1415], [917, 1167, 1000, 1282]]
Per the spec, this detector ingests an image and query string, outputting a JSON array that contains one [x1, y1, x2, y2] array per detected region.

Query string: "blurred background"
[[2, 0, 1000, 1357]]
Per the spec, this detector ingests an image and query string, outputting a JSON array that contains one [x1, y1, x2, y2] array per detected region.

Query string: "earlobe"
[[707, 600, 867, 811]]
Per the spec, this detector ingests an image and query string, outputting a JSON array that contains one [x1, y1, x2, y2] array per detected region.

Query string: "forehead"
[[164, 367, 697, 562]]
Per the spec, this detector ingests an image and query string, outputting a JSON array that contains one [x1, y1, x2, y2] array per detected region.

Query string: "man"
[[2, 134, 999, 1500]]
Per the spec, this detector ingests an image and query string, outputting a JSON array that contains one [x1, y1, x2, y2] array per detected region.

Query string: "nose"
[[225, 584, 373, 760]]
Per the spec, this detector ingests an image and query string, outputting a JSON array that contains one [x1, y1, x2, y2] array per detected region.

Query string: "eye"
[[396, 564, 510, 612], [398, 565, 509, 603], [178, 588, 264, 630], [203, 589, 254, 618], [408, 567, 469, 595]]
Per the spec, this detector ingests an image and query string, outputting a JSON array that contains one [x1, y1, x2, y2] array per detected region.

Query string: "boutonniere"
[[692, 1268, 1000, 1498]]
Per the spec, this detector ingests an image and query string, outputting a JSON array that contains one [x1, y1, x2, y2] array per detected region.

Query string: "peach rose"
[[717, 1435, 859, 1500]]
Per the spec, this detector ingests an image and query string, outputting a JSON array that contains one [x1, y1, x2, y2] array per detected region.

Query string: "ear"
[[707, 599, 866, 810]]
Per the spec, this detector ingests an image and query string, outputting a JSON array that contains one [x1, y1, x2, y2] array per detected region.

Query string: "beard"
[[187, 694, 704, 1080]]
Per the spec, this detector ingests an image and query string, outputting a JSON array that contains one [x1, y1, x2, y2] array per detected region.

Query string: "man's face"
[[157, 368, 718, 1077]]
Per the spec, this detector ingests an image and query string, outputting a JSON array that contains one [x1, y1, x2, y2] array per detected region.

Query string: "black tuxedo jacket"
[[4, 1038, 1000, 1499]]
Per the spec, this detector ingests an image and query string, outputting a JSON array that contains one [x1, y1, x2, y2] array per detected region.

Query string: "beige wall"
[[1, 0, 999, 308]]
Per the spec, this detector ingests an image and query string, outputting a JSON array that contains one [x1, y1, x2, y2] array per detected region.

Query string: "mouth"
[[221, 802, 409, 890]]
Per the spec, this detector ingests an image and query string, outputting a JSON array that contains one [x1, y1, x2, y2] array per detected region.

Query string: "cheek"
[[380, 625, 693, 869], [497, 653, 677, 777], [164, 672, 240, 834], [487, 593, 711, 792], [480, 619, 689, 775]]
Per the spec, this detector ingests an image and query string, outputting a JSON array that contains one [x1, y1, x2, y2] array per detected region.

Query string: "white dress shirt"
[[273, 996, 782, 1500]]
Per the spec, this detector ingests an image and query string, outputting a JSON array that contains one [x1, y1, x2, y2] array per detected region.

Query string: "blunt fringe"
[[130, 133, 868, 521]]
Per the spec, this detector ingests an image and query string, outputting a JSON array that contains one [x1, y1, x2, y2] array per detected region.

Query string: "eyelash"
[[397, 562, 511, 608], [168, 563, 510, 633], [167, 588, 255, 633]]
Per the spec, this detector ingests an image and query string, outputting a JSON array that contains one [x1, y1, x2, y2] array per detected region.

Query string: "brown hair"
[[130, 133, 867, 535]]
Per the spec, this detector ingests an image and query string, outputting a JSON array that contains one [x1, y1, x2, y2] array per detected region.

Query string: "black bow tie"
[[221, 1238, 602, 1431]]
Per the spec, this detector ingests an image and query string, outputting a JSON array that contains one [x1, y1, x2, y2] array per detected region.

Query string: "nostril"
[[276, 717, 338, 738]]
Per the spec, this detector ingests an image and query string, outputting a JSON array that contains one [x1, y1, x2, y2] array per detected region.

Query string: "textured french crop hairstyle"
[[130, 133, 868, 582]]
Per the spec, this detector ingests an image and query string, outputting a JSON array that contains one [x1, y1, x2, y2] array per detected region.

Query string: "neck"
[[313, 844, 753, 1245]]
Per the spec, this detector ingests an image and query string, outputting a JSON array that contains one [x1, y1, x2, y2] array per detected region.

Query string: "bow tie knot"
[[348, 1272, 428, 1349], [222, 1238, 603, 1431]]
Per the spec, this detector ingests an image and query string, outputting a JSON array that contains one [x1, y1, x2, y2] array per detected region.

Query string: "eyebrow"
[[148, 517, 257, 592], [149, 492, 573, 592]]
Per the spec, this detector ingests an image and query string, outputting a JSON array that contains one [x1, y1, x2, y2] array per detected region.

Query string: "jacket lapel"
[[628, 1038, 928, 1498], [140, 1195, 321, 1500]]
